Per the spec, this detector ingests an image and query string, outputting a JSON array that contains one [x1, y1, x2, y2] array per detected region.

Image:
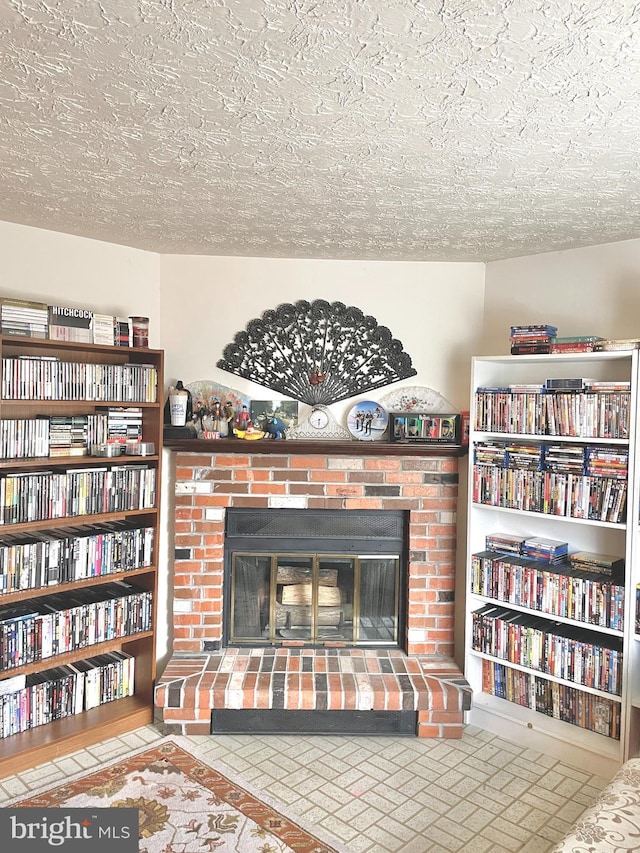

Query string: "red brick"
[[290, 456, 327, 469], [345, 498, 384, 509], [214, 455, 250, 466], [364, 458, 402, 471], [251, 483, 287, 494], [234, 469, 271, 481], [327, 485, 363, 496]]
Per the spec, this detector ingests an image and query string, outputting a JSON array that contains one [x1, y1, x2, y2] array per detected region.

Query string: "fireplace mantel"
[[163, 437, 467, 458]]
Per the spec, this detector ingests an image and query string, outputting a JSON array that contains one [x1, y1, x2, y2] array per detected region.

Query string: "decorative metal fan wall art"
[[216, 300, 417, 406]]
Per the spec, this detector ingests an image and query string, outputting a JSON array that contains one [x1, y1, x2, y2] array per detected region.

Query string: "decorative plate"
[[377, 385, 456, 414], [346, 400, 388, 441], [185, 380, 250, 437]]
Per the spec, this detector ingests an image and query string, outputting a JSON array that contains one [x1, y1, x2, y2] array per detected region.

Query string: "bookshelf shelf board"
[[468, 650, 622, 702], [469, 594, 624, 638], [0, 508, 158, 536], [470, 692, 622, 759], [470, 502, 626, 530], [0, 400, 159, 409], [474, 431, 630, 447], [0, 630, 155, 679], [0, 334, 162, 359], [476, 351, 635, 365], [0, 694, 154, 777], [0, 565, 156, 605], [0, 454, 160, 471]]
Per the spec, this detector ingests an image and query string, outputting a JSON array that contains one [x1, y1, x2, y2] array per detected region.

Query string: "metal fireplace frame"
[[223, 507, 409, 650]]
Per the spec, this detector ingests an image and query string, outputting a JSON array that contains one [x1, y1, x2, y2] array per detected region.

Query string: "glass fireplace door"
[[229, 552, 399, 646]]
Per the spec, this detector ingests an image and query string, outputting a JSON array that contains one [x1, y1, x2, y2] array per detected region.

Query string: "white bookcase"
[[465, 351, 640, 776]]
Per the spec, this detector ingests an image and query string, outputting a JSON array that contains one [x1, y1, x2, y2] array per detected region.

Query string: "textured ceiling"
[[2, 0, 640, 262]]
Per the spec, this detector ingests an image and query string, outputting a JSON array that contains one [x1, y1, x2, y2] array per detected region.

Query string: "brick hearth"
[[156, 441, 471, 736]]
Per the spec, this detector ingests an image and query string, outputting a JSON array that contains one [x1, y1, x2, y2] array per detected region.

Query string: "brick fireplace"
[[156, 439, 471, 737]]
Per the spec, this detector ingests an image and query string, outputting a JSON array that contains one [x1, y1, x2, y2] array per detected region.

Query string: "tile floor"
[[0, 723, 609, 853]]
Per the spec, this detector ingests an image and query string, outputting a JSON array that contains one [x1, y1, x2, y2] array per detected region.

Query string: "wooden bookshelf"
[[0, 334, 163, 777]]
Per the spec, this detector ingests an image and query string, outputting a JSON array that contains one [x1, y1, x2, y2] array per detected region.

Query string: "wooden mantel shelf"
[[163, 437, 467, 457]]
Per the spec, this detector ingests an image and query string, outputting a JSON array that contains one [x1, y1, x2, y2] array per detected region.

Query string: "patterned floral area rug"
[[9, 737, 349, 853]]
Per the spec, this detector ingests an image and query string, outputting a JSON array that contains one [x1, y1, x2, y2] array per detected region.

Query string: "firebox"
[[224, 508, 408, 648]]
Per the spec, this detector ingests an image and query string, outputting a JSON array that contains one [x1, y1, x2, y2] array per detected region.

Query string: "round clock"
[[286, 405, 352, 441], [309, 407, 330, 431]]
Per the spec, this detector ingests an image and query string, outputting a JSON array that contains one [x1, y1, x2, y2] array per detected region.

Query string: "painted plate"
[[346, 400, 388, 441], [377, 385, 456, 413]]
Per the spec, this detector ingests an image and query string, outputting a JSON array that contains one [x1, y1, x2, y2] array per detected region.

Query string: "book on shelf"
[[485, 533, 526, 554], [550, 342, 599, 353], [570, 551, 625, 576], [510, 324, 559, 337], [114, 317, 131, 347], [551, 335, 605, 344], [585, 380, 632, 392], [594, 339, 640, 351], [1, 297, 49, 339], [521, 536, 569, 564], [510, 343, 553, 355], [545, 378, 595, 390], [48, 304, 94, 343], [92, 313, 115, 346]]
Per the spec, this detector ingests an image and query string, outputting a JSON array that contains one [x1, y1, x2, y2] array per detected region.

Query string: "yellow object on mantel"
[[233, 428, 265, 440]]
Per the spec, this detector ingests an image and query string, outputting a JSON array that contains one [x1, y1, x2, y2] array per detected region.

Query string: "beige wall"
[[160, 255, 486, 415], [483, 237, 640, 353], [0, 220, 161, 344]]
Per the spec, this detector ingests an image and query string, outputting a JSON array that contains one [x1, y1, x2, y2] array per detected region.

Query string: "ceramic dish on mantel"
[[346, 400, 389, 441], [377, 385, 456, 413]]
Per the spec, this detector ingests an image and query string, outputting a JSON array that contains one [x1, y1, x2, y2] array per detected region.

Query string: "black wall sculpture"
[[217, 300, 417, 406]]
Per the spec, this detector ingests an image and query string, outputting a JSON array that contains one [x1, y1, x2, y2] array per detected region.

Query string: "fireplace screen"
[[224, 508, 407, 648], [230, 553, 399, 644]]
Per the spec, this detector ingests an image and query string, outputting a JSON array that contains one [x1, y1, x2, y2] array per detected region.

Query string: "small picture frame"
[[250, 400, 299, 433], [389, 413, 460, 444]]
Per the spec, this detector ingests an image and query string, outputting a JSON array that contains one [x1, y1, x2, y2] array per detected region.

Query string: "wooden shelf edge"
[[0, 335, 163, 358], [0, 565, 157, 605], [0, 695, 154, 779], [163, 438, 469, 457]]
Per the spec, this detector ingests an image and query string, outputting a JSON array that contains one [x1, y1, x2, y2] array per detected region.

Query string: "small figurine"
[[209, 398, 224, 432], [235, 405, 251, 430], [264, 413, 287, 440], [224, 400, 235, 437]]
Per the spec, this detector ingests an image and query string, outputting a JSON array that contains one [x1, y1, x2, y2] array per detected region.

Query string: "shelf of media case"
[[0, 565, 156, 606], [470, 691, 623, 764], [0, 693, 154, 769], [0, 455, 160, 471], [0, 332, 163, 776], [468, 594, 624, 638], [469, 650, 623, 702], [470, 503, 627, 530], [0, 630, 155, 680]]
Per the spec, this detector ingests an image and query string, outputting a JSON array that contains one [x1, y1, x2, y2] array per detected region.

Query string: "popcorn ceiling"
[[1, 0, 639, 261]]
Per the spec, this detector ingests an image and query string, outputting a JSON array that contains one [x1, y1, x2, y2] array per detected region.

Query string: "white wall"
[[160, 255, 486, 414], [0, 220, 161, 344], [483, 238, 640, 353]]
